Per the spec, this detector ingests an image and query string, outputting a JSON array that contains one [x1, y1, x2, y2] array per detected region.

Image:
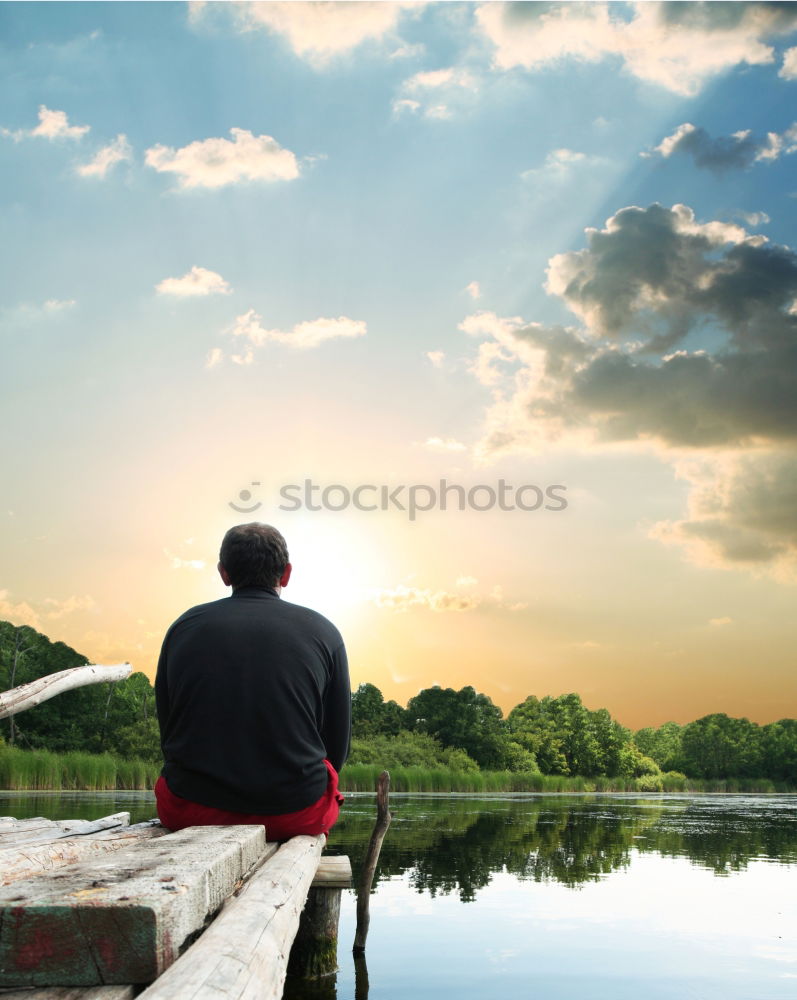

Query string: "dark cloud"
[[658, 1, 797, 33], [546, 203, 797, 351], [658, 124, 763, 171], [565, 346, 797, 447], [467, 202, 797, 573], [652, 121, 797, 173], [653, 451, 797, 570]]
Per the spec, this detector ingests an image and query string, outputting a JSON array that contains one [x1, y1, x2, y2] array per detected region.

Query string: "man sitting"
[[155, 522, 351, 840]]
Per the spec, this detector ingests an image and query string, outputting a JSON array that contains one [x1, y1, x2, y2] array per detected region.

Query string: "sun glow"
[[278, 513, 383, 628]]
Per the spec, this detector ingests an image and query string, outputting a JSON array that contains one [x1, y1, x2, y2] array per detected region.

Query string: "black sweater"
[[155, 586, 351, 814]]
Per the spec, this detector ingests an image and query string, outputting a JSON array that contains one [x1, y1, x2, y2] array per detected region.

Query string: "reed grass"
[[0, 749, 789, 794], [339, 764, 794, 794], [0, 747, 159, 790]]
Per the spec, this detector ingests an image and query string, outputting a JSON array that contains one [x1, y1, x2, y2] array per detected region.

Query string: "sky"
[[1, 1, 797, 730]]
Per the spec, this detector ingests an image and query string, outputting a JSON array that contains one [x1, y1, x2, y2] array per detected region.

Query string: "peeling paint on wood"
[[0, 826, 268, 987]]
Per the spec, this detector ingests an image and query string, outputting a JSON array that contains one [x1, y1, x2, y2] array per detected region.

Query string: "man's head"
[[218, 523, 291, 591]]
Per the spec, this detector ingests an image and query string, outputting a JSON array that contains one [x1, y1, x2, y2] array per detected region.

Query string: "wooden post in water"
[[288, 855, 352, 979], [353, 769, 391, 954]]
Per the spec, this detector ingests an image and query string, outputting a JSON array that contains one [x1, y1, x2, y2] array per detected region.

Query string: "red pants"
[[154, 759, 344, 841]]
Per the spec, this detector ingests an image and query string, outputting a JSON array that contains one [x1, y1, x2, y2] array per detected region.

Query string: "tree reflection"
[[327, 795, 797, 898]]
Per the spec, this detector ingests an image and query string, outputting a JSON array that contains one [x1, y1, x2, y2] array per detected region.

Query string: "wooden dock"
[[0, 664, 388, 998], [0, 812, 352, 998]]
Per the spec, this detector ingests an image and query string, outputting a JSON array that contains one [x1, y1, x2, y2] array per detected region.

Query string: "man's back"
[[156, 584, 351, 815]]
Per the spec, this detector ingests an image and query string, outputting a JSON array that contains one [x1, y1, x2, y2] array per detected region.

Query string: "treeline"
[[2, 621, 795, 788], [0, 621, 159, 761], [351, 683, 797, 786]]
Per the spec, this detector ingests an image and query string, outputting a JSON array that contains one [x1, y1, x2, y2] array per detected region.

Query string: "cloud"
[[42, 299, 76, 313], [462, 202, 797, 576], [520, 148, 610, 187], [739, 211, 770, 227], [371, 581, 526, 612], [0, 590, 40, 629], [44, 595, 96, 619], [393, 98, 421, 115], [393, 65, 479, 118], [156, 266, 232, 297], [475, 1, 797, 97], [780, 45, 797, 79], [456, 575, 478, 587], [650, 451, 797, 579], [649, 121, 797, 172], [164, 548, 206, 570], [194, 1, 423, 65], [389, 41, 426, 60], [225, 309, 367, 352], [145, 128, 300, 189], [709, 617, 732, 627], [523, 147, 590, 176], [425, 350, 445, 367], [3, 298, 76, 324], [543, 203, 771, 348], [76, 134, 132, 178], [205, 347, 224, 369], [0, 591, 97, 630], [465, 281, 481, 300], [3, 105, 90, 142], [371, 584, 479, 613], [230, 348, 254, 366], [421, 436, 467, 453]]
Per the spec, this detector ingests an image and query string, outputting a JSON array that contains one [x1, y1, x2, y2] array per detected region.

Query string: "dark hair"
[[219, 523, 289, 590]]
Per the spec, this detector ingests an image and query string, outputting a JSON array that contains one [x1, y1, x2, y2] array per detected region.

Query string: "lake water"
[[2, 791, 796, 999]]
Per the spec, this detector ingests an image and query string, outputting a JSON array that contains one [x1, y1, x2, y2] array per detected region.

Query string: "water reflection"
[[286, 795, 797, 1000], [3, 791, 796, 1000], [2, 791, 795, 893], [327, 794, 797, 897]]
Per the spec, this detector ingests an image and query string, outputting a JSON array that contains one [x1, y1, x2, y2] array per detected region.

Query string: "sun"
[[279, 513, 382, 627]]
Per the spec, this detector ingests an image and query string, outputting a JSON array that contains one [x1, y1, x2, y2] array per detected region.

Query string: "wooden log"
[[0, 818, 55, 832], [353, 770, 391, 953], [137, 834, 325, 1000], [0, 664, 131, 720], [0, 825, 270, 987], [287, 886, 342, 979], [0, 987, 135, 999], [1, 821, 166, 886], [0, 814, 131, 851], [0, 816, 130, 836], [288, 855, 352, 979], [311, 855, 352, 889]]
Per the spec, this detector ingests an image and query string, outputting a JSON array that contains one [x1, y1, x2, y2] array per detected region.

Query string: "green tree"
[[351, 683, 408, 738], [347, 730, 479, 771], [507, 696, 569, 774], [760, 719, 797, 783], [351, 682, 386, 738], [680, 714, 763, 779], [406, 685, 510, 769], [589, 707, 631, 777], [634, 722, 683, 772]]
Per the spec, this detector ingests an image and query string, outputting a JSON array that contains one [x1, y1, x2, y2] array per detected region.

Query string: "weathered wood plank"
[[0, 815, 131, 851], [0, 826, 270, 987], [137, 835, 325, 1000], [0, 665, 131, 720], [1, 821, 166, 886], [312, 855, 352, 889], [0, 818, 55, 832]]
